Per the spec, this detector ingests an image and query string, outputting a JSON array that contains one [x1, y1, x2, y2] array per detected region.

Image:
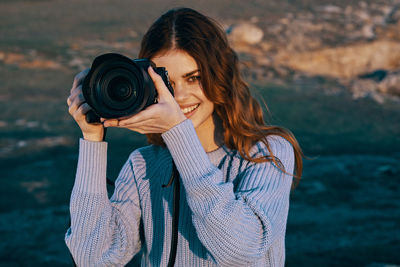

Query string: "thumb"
[[148, 66, 173, 100]]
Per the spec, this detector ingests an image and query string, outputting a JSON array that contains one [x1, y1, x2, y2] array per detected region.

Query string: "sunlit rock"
[[274, 41, 400, 79], [227, 22, 264, 45]]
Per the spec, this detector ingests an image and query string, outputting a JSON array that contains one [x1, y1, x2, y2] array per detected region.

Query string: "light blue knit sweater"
[[65, 119, 294, 266]]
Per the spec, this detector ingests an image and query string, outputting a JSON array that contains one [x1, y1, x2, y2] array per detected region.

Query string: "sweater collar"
[[206, 145, 231, 166]]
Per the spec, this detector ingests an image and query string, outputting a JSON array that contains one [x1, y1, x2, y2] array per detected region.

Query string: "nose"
[[172, 82, 189, 102]]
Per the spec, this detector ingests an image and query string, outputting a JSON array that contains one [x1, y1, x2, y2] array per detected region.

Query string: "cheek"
[[202, 100, 214, 116], [198, 92, 213, 111], [192, 83, 214, 112]]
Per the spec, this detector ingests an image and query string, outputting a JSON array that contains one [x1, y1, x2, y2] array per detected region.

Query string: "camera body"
[[82, 53, 174, 124]]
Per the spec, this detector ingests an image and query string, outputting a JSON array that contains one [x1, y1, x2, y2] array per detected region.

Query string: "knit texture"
[[65, 119, 294, 266]]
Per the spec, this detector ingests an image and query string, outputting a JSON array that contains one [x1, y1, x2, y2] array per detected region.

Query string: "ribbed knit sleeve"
[[162, 120, 294, 266], [65, 139, 142, 266]]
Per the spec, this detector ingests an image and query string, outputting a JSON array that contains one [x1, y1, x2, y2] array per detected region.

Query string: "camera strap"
[[162, 161, 180, 267]]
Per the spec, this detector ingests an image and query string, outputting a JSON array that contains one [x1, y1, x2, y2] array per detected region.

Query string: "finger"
[[67, 85, 83, 105], [71, 68, 90, 93], [119, 115, 168, 131], [103, 119, 120, 128], [73, 103, 94, 124], [74, 103, 92, 121], [148, 66, 173, 99], [69, 90, 85, 108], [68, 98, 79, 115], [123, 121, 162, 131], [118, 107, 158, 126], [68, 93, 86, 115], [125, 125, 159, 134], [125, 126, 146, 134], [127, 124, 169, 134]]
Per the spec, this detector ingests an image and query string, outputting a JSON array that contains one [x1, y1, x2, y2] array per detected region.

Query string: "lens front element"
[[97, 67, 141, 113], [108, 77, 134, 101]]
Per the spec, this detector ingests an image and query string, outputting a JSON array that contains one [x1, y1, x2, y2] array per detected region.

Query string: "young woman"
[[65, 7, 303, 267]]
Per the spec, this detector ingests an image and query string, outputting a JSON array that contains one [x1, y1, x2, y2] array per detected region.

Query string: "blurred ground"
[[0, 0, 399, 266]]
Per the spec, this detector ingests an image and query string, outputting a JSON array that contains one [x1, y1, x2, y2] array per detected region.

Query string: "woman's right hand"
[[67, 69, 105, 142]]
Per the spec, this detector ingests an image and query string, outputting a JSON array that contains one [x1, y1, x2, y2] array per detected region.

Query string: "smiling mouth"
[[181, 104, 200, 115]]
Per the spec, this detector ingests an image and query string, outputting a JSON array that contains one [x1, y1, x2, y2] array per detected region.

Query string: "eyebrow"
[[182, 69, 200, 78]]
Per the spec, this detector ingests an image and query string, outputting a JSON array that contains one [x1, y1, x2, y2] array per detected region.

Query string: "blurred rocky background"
[[0, 0, 399, 266], [226, 0, 400, 103]]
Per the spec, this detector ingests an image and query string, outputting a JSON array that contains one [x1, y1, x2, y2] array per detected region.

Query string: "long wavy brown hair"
[[139, 8, 303, 185]]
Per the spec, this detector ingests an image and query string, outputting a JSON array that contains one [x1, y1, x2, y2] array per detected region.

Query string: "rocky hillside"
[[226, 1, 400, 103]]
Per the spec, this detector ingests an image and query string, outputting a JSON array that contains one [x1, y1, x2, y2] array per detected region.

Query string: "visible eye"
[[187, 75, 201, 83]]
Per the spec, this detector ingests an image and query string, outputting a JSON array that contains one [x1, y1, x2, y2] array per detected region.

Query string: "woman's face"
[[151, 49, 215, 132]]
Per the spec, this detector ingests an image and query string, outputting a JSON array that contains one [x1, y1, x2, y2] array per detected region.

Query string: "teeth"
[[181, 104, 199, 114]]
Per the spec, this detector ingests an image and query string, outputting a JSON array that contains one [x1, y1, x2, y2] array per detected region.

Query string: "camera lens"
[[94, 65, 143, 114], [82, 53, 172, 122], [108, 77, 133, 101]]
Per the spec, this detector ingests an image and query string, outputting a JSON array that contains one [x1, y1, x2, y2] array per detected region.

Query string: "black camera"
[[82, 53, 174, 124]]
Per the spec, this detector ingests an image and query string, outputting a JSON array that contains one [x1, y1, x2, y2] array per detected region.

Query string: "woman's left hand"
[[103, 66, 186, 134]]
